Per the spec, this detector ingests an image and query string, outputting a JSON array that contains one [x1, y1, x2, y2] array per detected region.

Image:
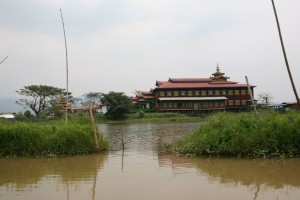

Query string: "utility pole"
[[271, 0, 300, 106]]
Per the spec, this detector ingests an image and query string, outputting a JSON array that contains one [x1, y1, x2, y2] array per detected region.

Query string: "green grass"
[[0, 119, 108, 157], [170, 111, 300, 158]]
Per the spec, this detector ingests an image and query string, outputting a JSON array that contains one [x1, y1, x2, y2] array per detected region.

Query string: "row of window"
[[161, 100, 248, 109], [159, 89, 249, 97]]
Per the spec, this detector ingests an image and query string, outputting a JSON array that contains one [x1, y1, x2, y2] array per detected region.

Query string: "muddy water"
[[0, 122, 300, 200]]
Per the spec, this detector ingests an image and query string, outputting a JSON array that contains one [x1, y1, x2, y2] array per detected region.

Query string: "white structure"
[[0, 114, 15, 119]]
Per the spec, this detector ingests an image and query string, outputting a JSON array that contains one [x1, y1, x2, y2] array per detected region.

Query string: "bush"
[[171, 111, 300, 158], [0, 120, 108, 157]]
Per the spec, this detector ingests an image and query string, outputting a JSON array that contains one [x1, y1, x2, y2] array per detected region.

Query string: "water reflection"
[[159, 155, 300, 187], [98, 122, 200, 153], [1, 122, 300, 200], [0, 154, 107, 199]]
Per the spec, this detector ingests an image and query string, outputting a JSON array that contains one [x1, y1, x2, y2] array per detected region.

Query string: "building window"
[[228, 100, 234, 106], [208, 102, 214, 107], [173, 103, 177, 108], [202, 102, 208, 108], [159, 91, 165, 97], [194, 91, 200, 96], [187, 102, 192, 108], [228, 90, 233, 95], [167, 91, 172, 97], [180, 91, 186, 96], [221, 90, 227, 96], [241, 100, 247, 105], [215, 90, 220, 96], [174, 91, 179, 97], [235, 100, 241, 105], [187, 91, 193, 96], [219, 101, 225, 107], [182, 102, 186, 107], [201, 90, 207, 96], [214, 101, 219, 107], [163, 102, 167, 108], [168, 102, 172, 108], [208, 90, 213, 96], [241, 90, 247, 95], [235, 90, 240, 95]]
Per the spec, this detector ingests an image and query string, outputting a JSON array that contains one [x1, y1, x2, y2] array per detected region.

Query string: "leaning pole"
[[60, 8, 69, 124], [271, 0, 300, 106]]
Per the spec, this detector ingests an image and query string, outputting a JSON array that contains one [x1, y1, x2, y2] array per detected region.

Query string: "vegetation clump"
[[0, 119, 108, 157], [170, 111, 300, 158]]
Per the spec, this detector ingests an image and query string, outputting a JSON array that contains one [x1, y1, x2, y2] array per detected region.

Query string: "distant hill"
[[0, 98, 24, 113]]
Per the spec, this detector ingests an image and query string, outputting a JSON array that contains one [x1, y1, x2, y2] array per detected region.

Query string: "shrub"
[[0, 120, 108, 157], [171, 111, 300, 158]]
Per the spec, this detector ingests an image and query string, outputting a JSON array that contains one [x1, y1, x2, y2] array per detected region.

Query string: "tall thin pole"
[[271, 0, 300, 106], [60, 8, 69, 124], [0, 56, 8, 65]]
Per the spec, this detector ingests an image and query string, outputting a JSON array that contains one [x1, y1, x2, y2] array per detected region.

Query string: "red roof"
[[154, 80, 254, 90]]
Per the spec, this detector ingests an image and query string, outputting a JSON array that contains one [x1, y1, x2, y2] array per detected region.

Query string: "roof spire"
[[216, 62, 220, 72], [210, 63, 230, 81]]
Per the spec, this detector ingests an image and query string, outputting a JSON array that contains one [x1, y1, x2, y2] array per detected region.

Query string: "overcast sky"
[[1, 0, 300, 103]]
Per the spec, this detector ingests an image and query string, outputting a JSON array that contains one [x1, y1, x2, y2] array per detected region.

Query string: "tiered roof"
[[131, 91, 154, 103], [154, 65, 252, 90]]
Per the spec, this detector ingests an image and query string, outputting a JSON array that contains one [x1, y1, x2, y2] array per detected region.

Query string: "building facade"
[[131, 66, 256, 113]]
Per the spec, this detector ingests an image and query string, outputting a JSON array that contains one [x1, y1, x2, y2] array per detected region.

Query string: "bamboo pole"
[[0, 56, 8, 65], [60, 8, 69, 124], [89, 106, 99, 151], [271, 0, 300, 107], [245, 76, 258, 117]]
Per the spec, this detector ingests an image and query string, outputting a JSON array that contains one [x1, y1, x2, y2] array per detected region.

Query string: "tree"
[[258, 93, 273, 105], [81, 92, 103, 106], [101, 92, 132, 120], [16, 85, 65, 119]]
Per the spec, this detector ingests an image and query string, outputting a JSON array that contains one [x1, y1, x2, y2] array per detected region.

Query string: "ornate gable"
[[210, 63, 230, 81]]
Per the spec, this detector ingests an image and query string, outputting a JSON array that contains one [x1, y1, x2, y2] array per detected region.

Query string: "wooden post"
[[121, 129, 125, 150], [245, 76, 258, 117], [89, 106, 99, 151]]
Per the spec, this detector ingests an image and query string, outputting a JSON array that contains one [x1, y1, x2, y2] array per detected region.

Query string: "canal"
[[0, 122, 299, 200]]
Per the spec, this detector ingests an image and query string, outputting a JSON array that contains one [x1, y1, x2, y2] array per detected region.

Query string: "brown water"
[[0, 122, 300, 200]]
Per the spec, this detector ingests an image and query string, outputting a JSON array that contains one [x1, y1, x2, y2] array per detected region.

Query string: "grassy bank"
[[170, 111, 300, 158], [0, 119, 108, 157]]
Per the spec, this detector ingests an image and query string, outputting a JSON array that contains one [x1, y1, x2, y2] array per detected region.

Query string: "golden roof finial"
[[216, 62, 220, 72]]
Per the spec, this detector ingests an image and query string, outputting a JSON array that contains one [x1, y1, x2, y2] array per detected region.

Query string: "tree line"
[[15, 85, 132, 120]]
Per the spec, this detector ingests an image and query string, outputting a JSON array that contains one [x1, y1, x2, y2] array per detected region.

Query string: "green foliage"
[[171, 111, 300, 158], [0, 120, 108, 157], [81, 92, 102, 106], [16, 85, 66, 119], [101, 91, 132, 120], [137, 110, 145, 118]]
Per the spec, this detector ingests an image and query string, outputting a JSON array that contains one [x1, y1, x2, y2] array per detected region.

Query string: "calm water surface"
[[0, 122, 300, 200]]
